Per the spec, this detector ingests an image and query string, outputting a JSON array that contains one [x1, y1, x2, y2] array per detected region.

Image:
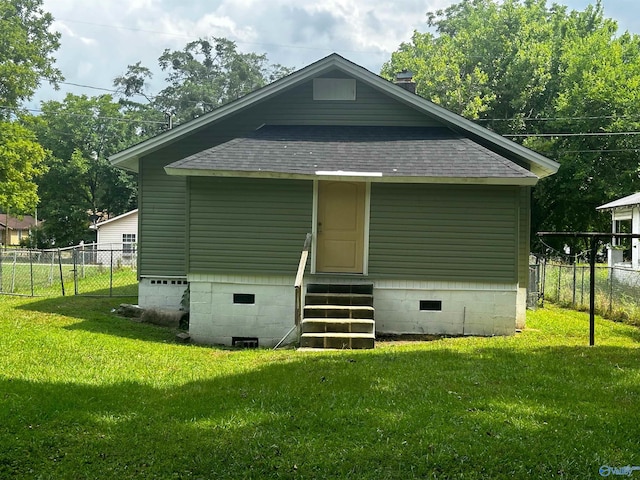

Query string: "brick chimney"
[[395, 70, 416, 94]]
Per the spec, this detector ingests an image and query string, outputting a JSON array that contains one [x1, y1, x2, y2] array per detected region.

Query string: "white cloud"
[[52, 20, 96, 46], [30, 0, 639, 109]]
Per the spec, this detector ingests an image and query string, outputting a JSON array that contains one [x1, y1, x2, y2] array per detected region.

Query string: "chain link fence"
[[0, 243, 137, 297], [529, 258, 640, 325]]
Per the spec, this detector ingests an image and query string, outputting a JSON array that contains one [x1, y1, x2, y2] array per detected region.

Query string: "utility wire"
[[42, 81, 640, 131], [475, 114, 640, 122], [0, 106, 167, 125], [504, 131, 640, 138], [60, 81, 119, 93], [5, 103, 640, 147]]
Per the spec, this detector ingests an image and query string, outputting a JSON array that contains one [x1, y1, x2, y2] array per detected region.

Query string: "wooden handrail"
[[294, 233, 312, 328]]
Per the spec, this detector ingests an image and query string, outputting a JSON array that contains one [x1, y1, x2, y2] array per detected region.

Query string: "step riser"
[[302, 320, 374, 335], [303, 307, 374, 320], [300, 336, 375, 349], [306, 284, 373, 295], [305, 294, 373, 307]]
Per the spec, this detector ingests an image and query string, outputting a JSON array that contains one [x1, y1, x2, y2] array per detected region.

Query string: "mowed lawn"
[[0, 293, 639, 479]]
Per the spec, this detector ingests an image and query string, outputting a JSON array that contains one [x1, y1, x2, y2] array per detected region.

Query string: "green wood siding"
[[139, 152, 188, 277], [188, 177, 313, 274], [518, 187, 531, 287], [139, 76, 441, 276], [368, 184, 519, 282], [244, 80, 441, 127]]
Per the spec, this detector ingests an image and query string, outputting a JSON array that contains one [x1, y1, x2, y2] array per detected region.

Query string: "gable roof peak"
[[109, 53, 559, 179]]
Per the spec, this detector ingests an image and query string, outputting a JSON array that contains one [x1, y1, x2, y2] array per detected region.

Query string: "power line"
[[49, 80, 640, 128], [475, 114, 640, 122], [60, 81, 119, 93], [504, 131, 640, 138], [563, 149, 640, 154], [0, 106, 167, 125]]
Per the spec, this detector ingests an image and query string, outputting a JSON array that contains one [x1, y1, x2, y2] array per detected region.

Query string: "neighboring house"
[[110, 54, 559, 348], [0, 214, 38, 246], [92, 209, 138, 267], [597, 193, 640, 275]]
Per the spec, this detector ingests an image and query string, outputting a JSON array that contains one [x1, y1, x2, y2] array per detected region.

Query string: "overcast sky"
[[29, 0, 640, 109]]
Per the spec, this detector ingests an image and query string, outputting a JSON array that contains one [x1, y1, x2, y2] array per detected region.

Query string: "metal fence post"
[[73, 248, 78, 295], [580, 266, 585, 307], [29, 249, 34, 297], [11, 250, 17, 293], [557, 265, 562, 303], [110, 249, 114, 296], [609, 266, 613, 314], [540, 258, 546, 307], [571, 255, 578, 307], [58, 248, 65, 296]]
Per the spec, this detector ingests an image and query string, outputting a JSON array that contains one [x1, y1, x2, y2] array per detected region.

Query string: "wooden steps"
[[299, 284, 375, 349]]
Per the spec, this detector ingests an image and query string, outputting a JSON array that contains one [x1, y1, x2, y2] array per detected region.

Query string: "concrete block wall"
[[138, 277, 189, 309], [188, 273, 296, 348], [185, 275, 520, 347], [372, 279, 518, 337]]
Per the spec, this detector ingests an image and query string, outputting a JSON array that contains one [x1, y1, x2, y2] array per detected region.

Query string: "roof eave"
[[94, 209, 139, 228], [164, 166, 538, 186]]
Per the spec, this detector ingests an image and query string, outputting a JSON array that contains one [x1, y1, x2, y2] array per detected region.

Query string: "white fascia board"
[[94, 209, 138, 228], [597, 192, 640, 210], [164, 166, 538, 186]]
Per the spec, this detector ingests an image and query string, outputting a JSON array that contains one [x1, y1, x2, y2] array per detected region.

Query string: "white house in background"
[[92, 209, 138, 267], [597, 194, 640, 281]]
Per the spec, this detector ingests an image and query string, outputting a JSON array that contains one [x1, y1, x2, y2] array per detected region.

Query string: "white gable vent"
[[313, 78, 356, 101]]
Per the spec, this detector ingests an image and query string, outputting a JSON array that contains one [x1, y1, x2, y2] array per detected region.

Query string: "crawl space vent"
[[232, 337, 259, 349], [233, 293, 255, 304], [420, 300, 442, 311]]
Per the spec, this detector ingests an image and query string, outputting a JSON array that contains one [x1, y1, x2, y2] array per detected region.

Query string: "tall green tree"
[[0, 0, 62, 111], [530, 27, 640, 237], [114, 37, 293, 125], [382, 0, 640, 251], [0, 0, 61, 215], [26, 94, 141, 246], [0, 122, 46, 213]]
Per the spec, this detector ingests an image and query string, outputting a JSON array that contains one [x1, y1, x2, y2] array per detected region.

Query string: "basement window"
[[420, 300, 442, 311], [233, 293, 255, 304]]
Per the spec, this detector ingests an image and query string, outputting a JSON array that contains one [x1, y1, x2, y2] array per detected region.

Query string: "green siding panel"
[[189, 177, 313, 274], [139, 153, 188, 277], [137, 73, 517, 278], [518, 187, 531, 287], [244, 80, 441, 127], [369, 184, 519, 282]]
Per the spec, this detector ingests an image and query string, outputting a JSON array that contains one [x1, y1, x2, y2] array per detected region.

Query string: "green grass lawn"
[[541, 263, 640, 326], [0, 293, 639, 479]]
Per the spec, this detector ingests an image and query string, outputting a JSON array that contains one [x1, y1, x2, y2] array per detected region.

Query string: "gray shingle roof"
[[166, 125, 537, 180]]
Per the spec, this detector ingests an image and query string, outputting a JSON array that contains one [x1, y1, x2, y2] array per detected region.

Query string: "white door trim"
[[311, 179, 370, 275]]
